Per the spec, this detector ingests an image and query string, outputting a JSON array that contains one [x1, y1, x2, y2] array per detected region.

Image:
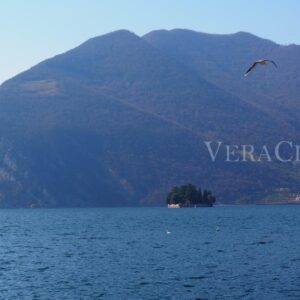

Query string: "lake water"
[[0, 206, 300, 299]]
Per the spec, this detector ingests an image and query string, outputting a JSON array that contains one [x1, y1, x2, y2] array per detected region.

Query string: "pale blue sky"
[[0, 0, 299, 83]]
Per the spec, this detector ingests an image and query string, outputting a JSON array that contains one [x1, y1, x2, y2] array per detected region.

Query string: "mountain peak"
[[87, 29, 138, 42], [79, 29, 141, 50], [144, 28, 276, 44]]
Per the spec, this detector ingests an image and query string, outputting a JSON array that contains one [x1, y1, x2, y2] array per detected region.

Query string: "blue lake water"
[[0, 205, 300, 299]]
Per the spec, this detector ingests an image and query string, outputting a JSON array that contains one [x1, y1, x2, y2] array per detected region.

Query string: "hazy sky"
[[0, 0, 299, 83]]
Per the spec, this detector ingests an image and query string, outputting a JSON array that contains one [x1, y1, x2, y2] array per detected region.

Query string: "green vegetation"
[[166, 184, 216, 207]]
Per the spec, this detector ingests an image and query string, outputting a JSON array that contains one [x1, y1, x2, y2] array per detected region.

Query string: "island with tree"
[[166, 184, 216, 207]]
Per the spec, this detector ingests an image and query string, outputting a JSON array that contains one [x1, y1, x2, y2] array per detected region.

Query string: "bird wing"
[[267, 60, 278, 68], [244, 62, 258, 76]]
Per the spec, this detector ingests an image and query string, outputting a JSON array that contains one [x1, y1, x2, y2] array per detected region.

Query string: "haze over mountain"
[[0, 29, 300, 207]]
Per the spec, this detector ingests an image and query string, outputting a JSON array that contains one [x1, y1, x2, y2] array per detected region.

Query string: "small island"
[[166, 184, 216, 208]]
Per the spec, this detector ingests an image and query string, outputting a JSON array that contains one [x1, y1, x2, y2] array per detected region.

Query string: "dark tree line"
[[166, 184, 216, 207]]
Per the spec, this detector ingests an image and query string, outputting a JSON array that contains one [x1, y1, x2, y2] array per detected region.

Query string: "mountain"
[[0, 29, 300, 207], [143, 29, 300, 129]]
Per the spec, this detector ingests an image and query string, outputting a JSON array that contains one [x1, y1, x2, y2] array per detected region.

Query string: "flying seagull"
[[244, 59, 277, 76]]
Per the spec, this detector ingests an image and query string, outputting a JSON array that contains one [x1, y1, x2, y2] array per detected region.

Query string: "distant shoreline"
[[215, 201, 300, 206]]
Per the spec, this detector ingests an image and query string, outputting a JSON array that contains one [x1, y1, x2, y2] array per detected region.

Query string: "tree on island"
[[166, 184, 216, 207]]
